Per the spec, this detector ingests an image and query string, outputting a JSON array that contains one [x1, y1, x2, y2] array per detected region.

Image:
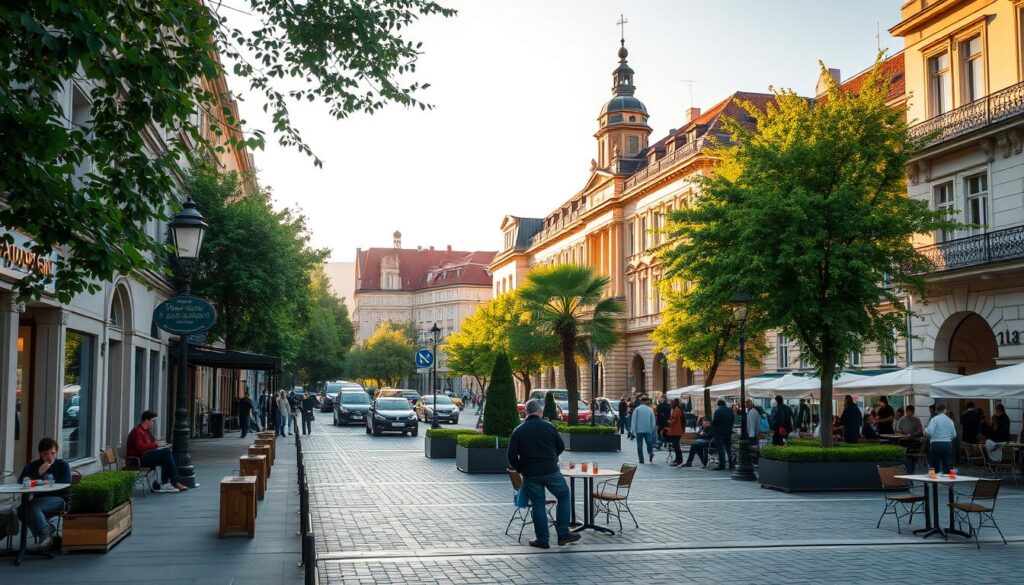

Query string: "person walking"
[[617, 395, 628, 435], [840, 395, 862, 444], [744, 399, 761, 446], [769, 395, 793, 446], [276, 391, 291, 437], [925, 403, 957, 473], [507, 399, 581, 549], [630, 396, 656, 464], [238, 391, 255, 439], [666, 398, 684, 466], [655, 394, 671, 451], [258, 390, 272, 430], [301, 392, 318, 435], [287, 390, 300, 435], [711, 398, 735, 470]]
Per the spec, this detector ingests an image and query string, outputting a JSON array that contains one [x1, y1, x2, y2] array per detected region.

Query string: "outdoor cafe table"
[[0, 482, 70, 565], [563, 466, 621, 535], [895, 473, 979, 540]]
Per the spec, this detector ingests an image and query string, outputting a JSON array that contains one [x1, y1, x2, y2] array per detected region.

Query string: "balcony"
[[909, 81, 1024, 149], [916, 225, 1024, 273], [623, 137, 706, 191]]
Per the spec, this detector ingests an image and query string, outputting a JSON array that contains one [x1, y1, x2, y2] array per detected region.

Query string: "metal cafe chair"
[[505, 470, 555, 543], [949, 479, 1007, 549], [875, 465, 925, 534]]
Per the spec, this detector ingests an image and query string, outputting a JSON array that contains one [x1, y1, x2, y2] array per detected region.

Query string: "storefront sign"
[[0, 229, 59, 293], [154, 295, 217, 335]]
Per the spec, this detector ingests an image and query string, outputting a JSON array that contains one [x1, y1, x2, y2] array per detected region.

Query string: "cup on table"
[[928, 468, 937, 479], [592, 462, 599, 474], [232, 469, 240, 479], [581, 462, 589, 473], [568, 461, 575, 471]]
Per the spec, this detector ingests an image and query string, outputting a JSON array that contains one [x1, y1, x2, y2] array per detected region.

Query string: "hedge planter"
[[758, 459, 905, 492], [559, 432, 621, 452], [62, 501, 133, 552], [456, 445, 509, 474], [426, 436, 458, 459]]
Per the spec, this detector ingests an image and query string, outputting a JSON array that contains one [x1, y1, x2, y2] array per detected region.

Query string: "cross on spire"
[[617, 14, 628, 46]]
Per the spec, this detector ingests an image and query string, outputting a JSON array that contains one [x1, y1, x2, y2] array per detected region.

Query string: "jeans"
[[617, 415, 626, 434], [302, 417, 312, 435], [714, 435, 734, 469], [287, 412, 296, 434], [635, 432, 654, 463], [18, 496, 65, 537], [522, 471, 571, 544], [686, 439, 710, 466], [276, 413, 287, 436], [929, 441, 954, 474], [239, 414, 250, 438], [667, 435, 682, 464], [140, 446, 181, 485]]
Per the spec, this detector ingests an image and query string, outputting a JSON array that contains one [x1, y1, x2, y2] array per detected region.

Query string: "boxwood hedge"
[[69, 470, 137, 514], [760, 443, 906, 463], [425, 428, 480, 440], [457, 434, 510, 449], [554, 422, 617, 435]]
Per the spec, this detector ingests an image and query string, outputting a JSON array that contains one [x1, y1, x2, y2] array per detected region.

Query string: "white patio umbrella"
[[841, 366, 961, 396], [665, 384, 705, 401], [930, 362, 1024, 399], [742, 373, 813, 398], [765, 372, 871, 399]]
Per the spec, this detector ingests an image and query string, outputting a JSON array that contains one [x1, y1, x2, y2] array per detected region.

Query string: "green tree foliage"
[[0, 1, 454, 301], [483, 352, 518, 437], [187, 162, 324, 358], [443, 317, 494, 391], [663, 58, 956, 445], [542, 392, 559, 421], [347, 322, 416, 389], [293, 268, 355, 389], [518, 265, 624, 425]]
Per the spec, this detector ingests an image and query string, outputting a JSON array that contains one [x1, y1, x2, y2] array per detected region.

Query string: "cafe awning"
[[930, 362, 1024, 399], [171, 343, 283, 372], [841, 366, 960, 397]]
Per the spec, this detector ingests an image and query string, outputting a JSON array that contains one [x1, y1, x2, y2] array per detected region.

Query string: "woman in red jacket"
[[666, 398, 685, 466]]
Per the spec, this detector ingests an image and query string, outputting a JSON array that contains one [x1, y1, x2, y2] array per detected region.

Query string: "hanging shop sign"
[[154, 295, 217, 335]]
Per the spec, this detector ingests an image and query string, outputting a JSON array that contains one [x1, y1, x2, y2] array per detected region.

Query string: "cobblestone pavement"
[[303, 413, 1022, 584]]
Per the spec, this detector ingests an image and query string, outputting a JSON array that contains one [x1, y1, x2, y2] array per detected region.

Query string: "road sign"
[[154, 295, 217, 335], [415, 349, 434, 368]]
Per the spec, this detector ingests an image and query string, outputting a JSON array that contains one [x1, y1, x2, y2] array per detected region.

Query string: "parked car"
[[366, 397, 419, 436], [592, 396, 619, 426], [333, 390, 372, 426], [526, 389, 592, 423], [63, 394, 80, 428], [322, 381, 364, 412], [400, 390, 422, 406], [415, 395, 460, 424]]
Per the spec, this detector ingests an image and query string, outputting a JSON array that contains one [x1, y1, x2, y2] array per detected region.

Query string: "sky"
[[228, 0, 902, 262]]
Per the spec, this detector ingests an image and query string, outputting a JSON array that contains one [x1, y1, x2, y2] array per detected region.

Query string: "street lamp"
[[590, 340, 599, 426], [168, 197, 207, 489], [730, 288, 757, 482], [430, 323, 441, 429]]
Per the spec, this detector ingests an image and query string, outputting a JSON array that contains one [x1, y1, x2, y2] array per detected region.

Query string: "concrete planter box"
[[62, 501, 133, 553], [425, 436, 458, 459], [758, 459, 904, 492], [455, 445, 509, 474], [560, 432, 621, 452]]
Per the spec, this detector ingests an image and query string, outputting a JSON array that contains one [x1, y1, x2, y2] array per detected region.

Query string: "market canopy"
[[665, 385, 705, 400], [762, 372, 870, 399], [841, 366, 961, 396], [930, 362, 1024, 399], [743, 373, 814, 398]]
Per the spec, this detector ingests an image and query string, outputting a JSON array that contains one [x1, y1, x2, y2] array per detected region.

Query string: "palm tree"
[[518, 264, 624, 424]]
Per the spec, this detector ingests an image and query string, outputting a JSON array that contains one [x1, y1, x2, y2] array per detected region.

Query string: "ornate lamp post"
[[730, 288, 757, 482], [430, 322, 441, 429], [168, 198, 207, 489]]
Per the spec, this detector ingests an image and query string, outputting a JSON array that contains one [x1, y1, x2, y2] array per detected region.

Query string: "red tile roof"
[[646, 91, 781, 154], [355, 248, 496, 292], [832, 51, 905, 103]]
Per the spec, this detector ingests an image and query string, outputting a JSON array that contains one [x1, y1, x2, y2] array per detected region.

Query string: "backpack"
[[758, 413, 770, 434]]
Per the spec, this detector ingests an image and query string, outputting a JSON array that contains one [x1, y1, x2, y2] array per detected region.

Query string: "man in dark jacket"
[[617, 396, 628, 435], [507, 399, 580, 549], [238, 391, 255, 438], [770, 395, 793, 446], [960, 402, 982, 444], [711, 398, 735, 470], [17, 437, 71, 550], [840, 395, 863, 443], [655, 394, 671, 449]]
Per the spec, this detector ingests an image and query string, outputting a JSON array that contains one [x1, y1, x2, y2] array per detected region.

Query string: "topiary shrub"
[[69, 471, 137, 514], [425, 428, 480, 439], [483, 351, 519, 437], [760, 444, 906, 463], [542, 392, 558, 421], [553, 421, 617, 435], [457, 434, 510, 449]]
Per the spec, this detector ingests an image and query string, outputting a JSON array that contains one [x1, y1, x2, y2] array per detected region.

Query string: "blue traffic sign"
[[415, 349, 434, 368]]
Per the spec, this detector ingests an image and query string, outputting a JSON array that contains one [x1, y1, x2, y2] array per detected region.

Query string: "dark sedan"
[[366, 397, 419, 436], [333, 390, 372, 426]]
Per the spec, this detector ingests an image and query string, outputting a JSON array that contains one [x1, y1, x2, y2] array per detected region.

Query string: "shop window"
[[63, 331, 96, 461], [148, 350, 161, 419], [134, 347, 146, 419]]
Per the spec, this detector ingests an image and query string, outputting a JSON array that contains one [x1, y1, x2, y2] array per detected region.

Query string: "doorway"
[[15, 323, 34, 472]]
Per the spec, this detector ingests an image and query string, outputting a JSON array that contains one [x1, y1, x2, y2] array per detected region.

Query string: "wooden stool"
[[255, 436, 275, 466], [240, 455, 267, 500], [219, 476, 257, 538], [248, 445, 271, 477], [257, 431, 276, 442]]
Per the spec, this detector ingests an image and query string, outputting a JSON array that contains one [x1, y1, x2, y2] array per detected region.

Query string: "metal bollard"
[[299, 484, 310, 533], [303, 532, 316, 584]]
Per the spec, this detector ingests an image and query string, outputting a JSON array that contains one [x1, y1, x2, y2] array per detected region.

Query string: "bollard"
[[299, 484, 310, 534], [303, 532, 316, 584]]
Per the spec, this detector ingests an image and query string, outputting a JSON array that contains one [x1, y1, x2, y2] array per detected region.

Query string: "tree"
[[443, 320, 494, 391], [652, 283, 767, 417], [542, 392, 559, 421], [187, 161, 325, 359], [1, 1, 454, 301], [293, 268, 355, 389], [483, 352, 518, 437], [518, 265, 624, 425], [348, 322, 415, 389], [663, 58, 956, 446]]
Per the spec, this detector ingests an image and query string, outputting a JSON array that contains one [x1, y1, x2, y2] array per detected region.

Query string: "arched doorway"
[[652, 353, 668, 395], [106, 284, 134, 449], [630, 353, 646, 395], [934, 312, 998, 375]]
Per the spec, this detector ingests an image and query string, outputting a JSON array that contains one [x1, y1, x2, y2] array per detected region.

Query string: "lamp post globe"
[[169, 197, 208, 489], [730, 288, 757, 482], [430, 323, 441, 429]]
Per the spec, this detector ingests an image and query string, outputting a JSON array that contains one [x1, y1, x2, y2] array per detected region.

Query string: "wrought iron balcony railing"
[[916, 224, 1024, 273], [909, 80, 1024, 148]]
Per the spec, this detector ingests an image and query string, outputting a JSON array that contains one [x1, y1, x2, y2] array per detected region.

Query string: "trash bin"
[[210, 411, 225, 438]]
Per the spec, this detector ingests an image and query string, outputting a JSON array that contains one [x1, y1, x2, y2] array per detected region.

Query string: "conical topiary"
[[543, 392, 558, 421], [483, 351, 519, 437]]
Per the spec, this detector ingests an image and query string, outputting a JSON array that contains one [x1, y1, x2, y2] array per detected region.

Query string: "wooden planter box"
[[425, 436, 458, 459], [560, 432, 621, 452], [455, 445, 508, 474], [62, 501, 133, 552], [758, 459, 904, 493]]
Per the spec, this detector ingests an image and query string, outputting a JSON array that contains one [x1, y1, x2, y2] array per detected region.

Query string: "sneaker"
[[34, 535, 53, 551], [173, 482, 189, 491], [528, 540, 550, 549], [152, 480, 161, 492], [154, 484, 180, 493], [557, 533, 582, 545]]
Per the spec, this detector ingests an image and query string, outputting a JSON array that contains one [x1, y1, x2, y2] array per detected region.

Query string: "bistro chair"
[[949, 479, 1007, 549], [875, 465, 925, 534], [961, 442, 987, 473], [905, 437, 928, 473], [984, 445, 1020, 486], [42, 470, 81, 551], [116, 444, 155, 498], [505, 470, 555, 543], [593, 464, 639, 531]]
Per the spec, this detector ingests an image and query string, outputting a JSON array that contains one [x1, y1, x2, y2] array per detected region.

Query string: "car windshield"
[[536, 391, 568, 402], [377, 399, 410, 410], [325, 383, 342, 395], [341, 393, 370, 404], [426, 396, 454, 405]]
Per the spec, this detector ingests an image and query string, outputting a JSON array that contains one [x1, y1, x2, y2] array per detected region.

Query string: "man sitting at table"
[[861, 413, 880, 441], [17, 437, 71, 550], [896, 405, 924, 436], [126, 410, 189, 493], [680, 419, 714, 468]]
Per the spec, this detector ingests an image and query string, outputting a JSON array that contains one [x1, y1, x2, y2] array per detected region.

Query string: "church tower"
[[595, 29, 651, 172]]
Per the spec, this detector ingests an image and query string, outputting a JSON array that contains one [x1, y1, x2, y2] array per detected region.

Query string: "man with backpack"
[[770, 395, 794, 445]]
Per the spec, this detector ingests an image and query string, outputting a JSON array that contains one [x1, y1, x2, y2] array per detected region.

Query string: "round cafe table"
[[0, 482, 71, 565], [562, 466, 622, 535]]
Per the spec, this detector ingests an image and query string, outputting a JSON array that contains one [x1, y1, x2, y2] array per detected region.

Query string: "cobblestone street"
[[304, 413, 1023, 584]]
